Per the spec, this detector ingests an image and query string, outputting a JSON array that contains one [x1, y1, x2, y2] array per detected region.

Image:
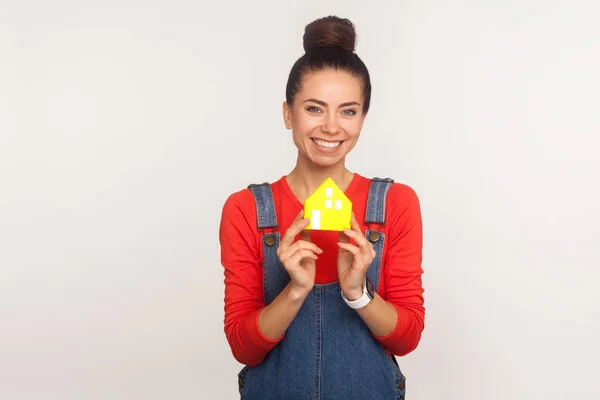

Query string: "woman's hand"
[[277, 210, 323, 295], [337, 214, 376, 300]]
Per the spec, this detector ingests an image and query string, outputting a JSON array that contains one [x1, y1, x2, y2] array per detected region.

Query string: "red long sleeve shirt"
[[219, 173, 425, 366]]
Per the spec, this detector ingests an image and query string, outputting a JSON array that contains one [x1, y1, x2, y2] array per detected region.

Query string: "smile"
[[311, 138, 343, 149]]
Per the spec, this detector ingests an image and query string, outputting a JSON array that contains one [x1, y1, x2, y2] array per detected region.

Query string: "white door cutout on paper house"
[[311, 209, 321, 229]]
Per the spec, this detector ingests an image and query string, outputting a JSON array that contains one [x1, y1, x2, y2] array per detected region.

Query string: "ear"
[[282, 101, 293, 130]]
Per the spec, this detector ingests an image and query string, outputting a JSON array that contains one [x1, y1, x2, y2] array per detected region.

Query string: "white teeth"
[[312, 139, 342, 149]]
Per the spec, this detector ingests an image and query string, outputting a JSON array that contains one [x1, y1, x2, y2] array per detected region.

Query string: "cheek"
[[340, 118, 363, 137], [293, 114, 321, 132]]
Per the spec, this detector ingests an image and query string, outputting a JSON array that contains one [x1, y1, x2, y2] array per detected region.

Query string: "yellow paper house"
[[304, 177, 352, 231]]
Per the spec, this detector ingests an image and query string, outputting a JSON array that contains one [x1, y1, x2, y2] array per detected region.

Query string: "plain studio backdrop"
[[1, 1, 599, 399]]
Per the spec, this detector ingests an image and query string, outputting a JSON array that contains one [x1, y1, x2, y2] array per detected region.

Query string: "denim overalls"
[[239, 178, 406, 400]]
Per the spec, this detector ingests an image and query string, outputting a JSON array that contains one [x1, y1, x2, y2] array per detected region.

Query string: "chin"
[[307, 153, 346, 168]]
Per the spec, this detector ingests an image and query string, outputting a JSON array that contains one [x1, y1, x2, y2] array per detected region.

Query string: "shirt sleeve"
[[372, 184, 425, 356], [219, 190, 284, 366]]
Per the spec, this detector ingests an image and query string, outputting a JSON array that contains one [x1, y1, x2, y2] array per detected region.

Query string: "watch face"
[[366, 278, 375, 299]]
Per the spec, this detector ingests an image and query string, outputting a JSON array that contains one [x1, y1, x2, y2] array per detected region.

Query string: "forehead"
[[297, 69, 363, 103]]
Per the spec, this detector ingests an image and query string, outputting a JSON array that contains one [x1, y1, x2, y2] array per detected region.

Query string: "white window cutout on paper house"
[[325, 199, 332, 209], [334, 200, 343, 210], [325, 188, 333, 197]]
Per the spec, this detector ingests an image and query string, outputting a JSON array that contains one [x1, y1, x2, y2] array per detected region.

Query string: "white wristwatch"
[[341, 277, 375, 309]]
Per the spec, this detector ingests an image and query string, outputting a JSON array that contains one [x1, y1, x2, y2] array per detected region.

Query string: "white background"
[[1, 1, 599, 399]]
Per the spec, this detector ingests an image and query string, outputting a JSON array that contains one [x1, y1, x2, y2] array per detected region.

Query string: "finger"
[[338, 242, 363, 268], [278, 210, 306, 256], [337, 242, 361, 257], [290, 240, 322, 255], [281, 210, 310, 248], [342, 226, 364, 244], [290, 249, 318, 267], [350, 215, 369, 246], [350, 214, 362, 233], [341, 228, 365, 258], [348, 215, 372, 252], [294, 209, 305, 222], [279, 240, 322, 261], [298, 249, 318, 261], [338, 242, 371, 272]]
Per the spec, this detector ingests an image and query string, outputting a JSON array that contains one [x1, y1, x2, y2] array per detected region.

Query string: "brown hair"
[[285, 16, 372, 113]]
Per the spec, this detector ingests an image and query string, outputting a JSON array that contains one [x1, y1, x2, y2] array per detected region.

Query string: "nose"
[[322, 114, 341, 135]]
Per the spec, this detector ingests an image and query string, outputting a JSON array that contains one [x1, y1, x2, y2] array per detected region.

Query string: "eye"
[[342, 109, 357, 116], [307, 106, 322, 113]]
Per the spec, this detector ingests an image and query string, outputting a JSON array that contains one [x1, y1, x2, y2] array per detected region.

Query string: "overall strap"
[[247, 182, 278, 230], [364, 177, 394, 292], [247, 182, 283, 305], [365, 177, 394, 225]]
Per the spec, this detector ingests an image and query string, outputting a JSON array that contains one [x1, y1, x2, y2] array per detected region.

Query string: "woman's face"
[[283, 68, 366, 168]]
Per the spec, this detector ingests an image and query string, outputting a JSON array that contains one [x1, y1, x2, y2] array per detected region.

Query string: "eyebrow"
[[302, 98, 361, 108]]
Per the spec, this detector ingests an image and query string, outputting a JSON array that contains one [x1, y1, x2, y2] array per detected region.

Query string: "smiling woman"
[[219, 15, 425, 400], [285, 69, 365, 160]]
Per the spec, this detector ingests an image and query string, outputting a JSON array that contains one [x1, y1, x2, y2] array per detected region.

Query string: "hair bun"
[[303, 16, 356, 52]]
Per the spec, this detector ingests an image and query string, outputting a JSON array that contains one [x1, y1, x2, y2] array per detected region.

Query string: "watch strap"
[[341, 277, 374, 309]]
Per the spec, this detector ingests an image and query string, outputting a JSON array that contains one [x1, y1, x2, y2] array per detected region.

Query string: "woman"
[[219, 15, 424, 400]]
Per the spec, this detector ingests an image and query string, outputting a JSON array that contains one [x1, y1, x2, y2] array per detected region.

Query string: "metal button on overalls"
[[264, 235, 276, 246], [368, 231, 380, 243]]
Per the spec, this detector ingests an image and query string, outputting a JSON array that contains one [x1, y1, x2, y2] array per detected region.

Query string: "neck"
[[286, 154, 354, 203]]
